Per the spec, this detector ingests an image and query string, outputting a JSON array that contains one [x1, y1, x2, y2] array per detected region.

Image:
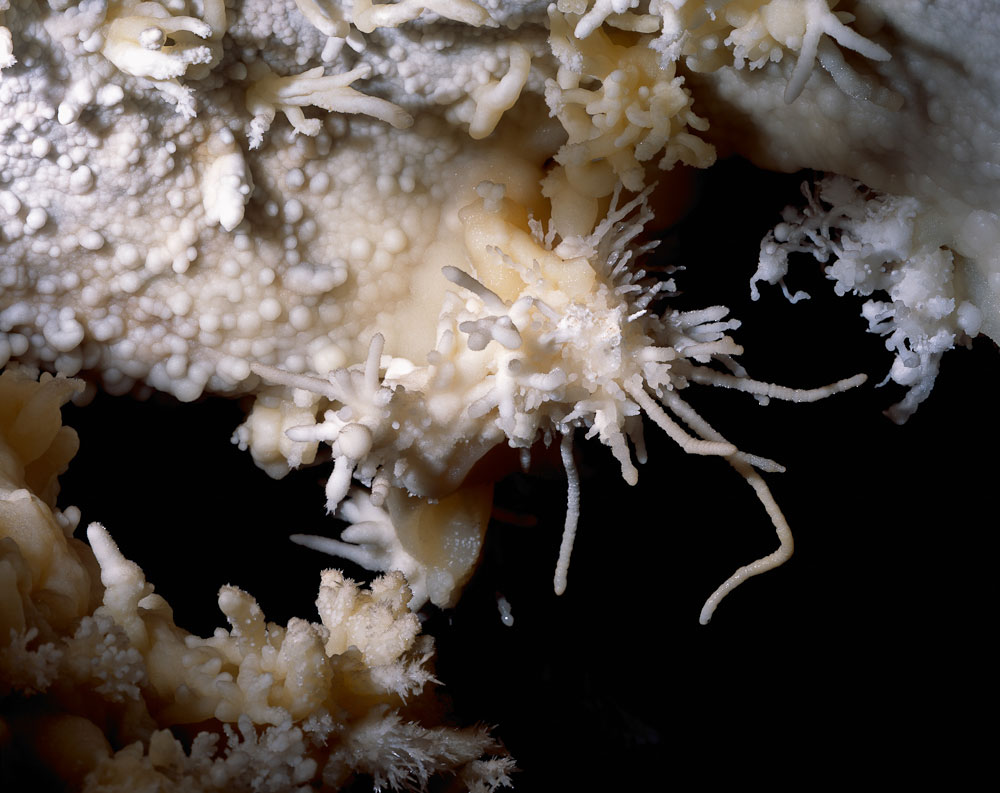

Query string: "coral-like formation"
[[0, 367, 512, 791], [753, 175, 983, 422]]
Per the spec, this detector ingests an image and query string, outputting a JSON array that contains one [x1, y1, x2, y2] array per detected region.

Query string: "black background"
[[59, 158, 993, 789]]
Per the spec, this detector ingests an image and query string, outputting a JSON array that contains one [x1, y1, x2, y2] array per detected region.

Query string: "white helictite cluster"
[[259, 181, 866, 615], [753, 175, 984, 422]]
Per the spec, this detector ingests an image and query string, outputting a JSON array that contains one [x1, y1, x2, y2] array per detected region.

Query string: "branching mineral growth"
[[692, 0, 1000, 419], [1, 0, 998, 789], [0, 366, 514, 791]]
